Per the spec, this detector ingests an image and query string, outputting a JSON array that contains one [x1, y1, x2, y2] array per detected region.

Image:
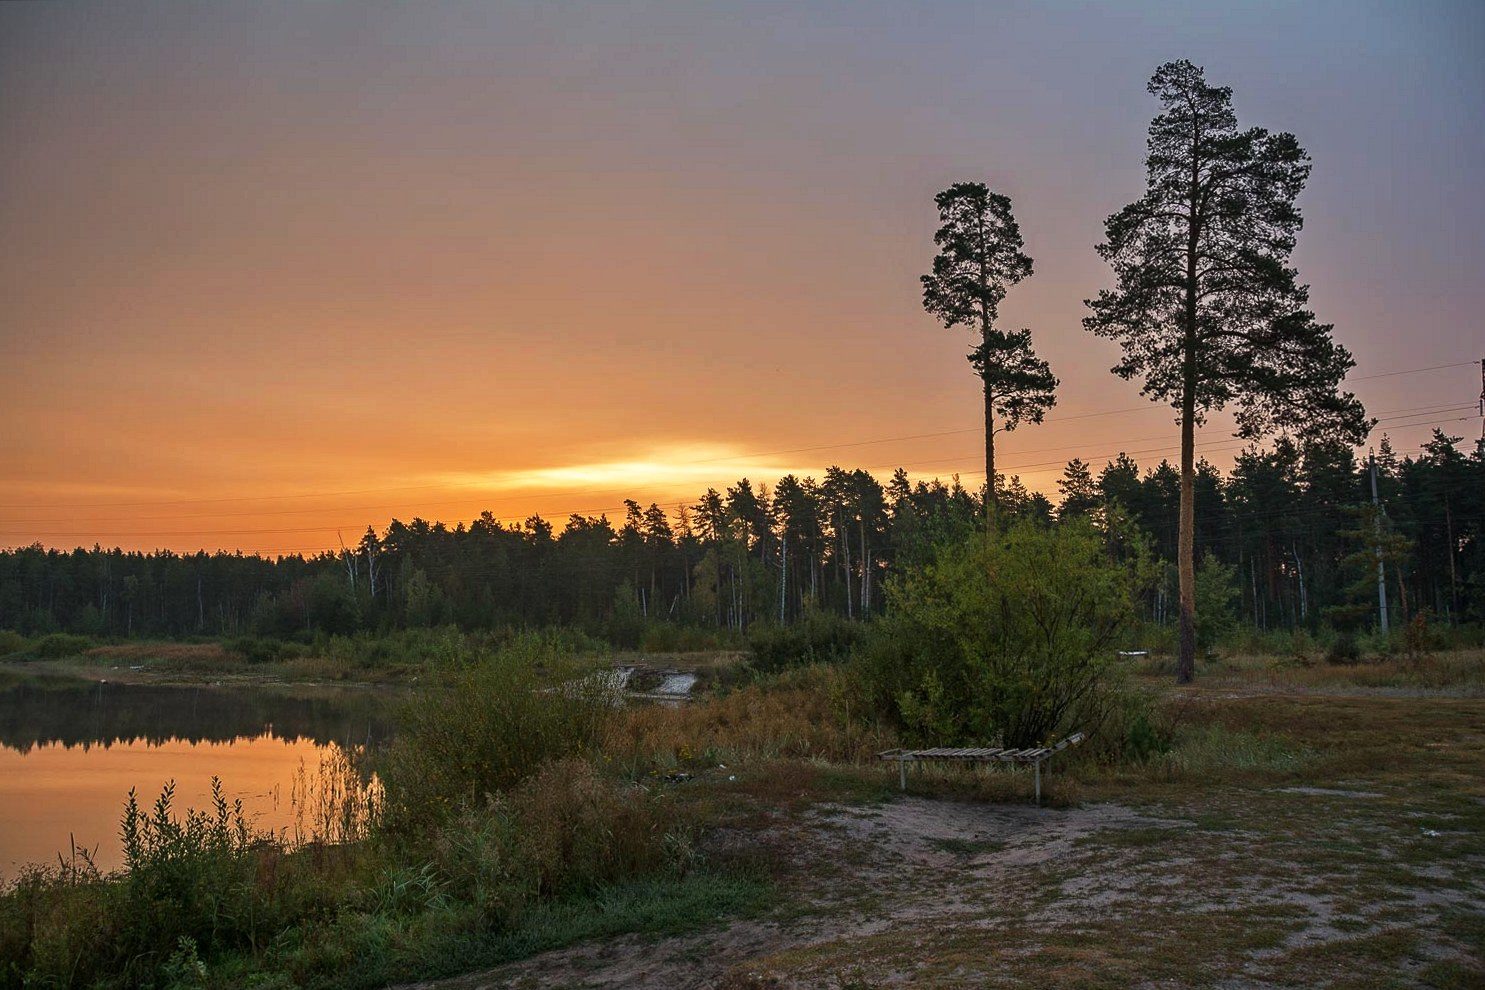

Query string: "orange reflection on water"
[[0, 734, 333, 876]]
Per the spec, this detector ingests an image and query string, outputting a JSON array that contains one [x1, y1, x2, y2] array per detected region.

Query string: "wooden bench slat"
[[877, 733, 1083, 765], [879, 732, 1085, 805]]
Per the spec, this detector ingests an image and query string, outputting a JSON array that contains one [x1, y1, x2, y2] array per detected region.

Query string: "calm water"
[[0, 671, 394, 877]]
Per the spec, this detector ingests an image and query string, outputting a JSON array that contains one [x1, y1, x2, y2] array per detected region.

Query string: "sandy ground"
[[401, 783, 1483, 989]]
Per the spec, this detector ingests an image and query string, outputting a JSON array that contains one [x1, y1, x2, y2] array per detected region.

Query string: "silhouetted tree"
[[1083, 60, 1368, 682], [1057, 459, 1101, 520], [922, 182, 1056, 514], [3, 445, 1478, 641]]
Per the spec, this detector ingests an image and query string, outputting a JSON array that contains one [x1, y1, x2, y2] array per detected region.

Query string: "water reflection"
[[0, 670, 394, 752], [0, 670, 396, 876]]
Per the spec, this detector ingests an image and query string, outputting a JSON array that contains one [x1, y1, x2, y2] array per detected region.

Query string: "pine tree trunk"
[[1445, 499, 1458, 620], [1177, 136, 1200, 685], [977, 208, 997, 521], [1177, 392, 1197, 682], [985, 380, 996, 519], [841, 524, 854, 620]]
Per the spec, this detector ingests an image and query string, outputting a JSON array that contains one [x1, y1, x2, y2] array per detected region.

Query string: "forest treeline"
[[1, 430, 1480, 644]]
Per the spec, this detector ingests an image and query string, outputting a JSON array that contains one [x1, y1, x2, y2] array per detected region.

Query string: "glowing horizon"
[[2, 2, 1481, 554]]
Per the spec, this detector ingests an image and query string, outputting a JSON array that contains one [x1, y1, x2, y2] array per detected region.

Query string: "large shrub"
[[747, 609, 864, 672], [860, 519, 1142, 748], [32, 632, 94, 659], [431, 759, 683, 927], [377, 636, 614, 838], [1193, 555, 1240, 651]]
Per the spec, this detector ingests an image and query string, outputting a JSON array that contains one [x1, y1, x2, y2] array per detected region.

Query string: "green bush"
[[748, 610, 864, 673], [1325, 632, 1362, 666], [1193, 556, 1240, 651], [32, 632, 94, 659], [110, 779, 259, 978], [377, 636, 614, 838], [1096, 685, 1177, 763], [0, 859, 113, 987], [639, 623, 736, 653], [859, 518, 1144, 749], [431, 759, 684, 927], [0, 630, 30, 656], [226, 635, 307, 664]]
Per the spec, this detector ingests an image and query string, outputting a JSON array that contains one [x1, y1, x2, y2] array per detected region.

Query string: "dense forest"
[[1, 430, 1480, 644]]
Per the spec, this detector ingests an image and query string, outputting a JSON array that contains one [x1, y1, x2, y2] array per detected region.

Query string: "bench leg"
[[1034, 760, 1041, 806], [900, 758, 907, 791]]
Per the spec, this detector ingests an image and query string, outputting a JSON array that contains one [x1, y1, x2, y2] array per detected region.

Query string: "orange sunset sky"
[[2, 2, 1482, 555]]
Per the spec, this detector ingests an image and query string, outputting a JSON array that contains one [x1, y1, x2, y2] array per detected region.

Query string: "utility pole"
[[778, 536, 787, 625], [1477, 356, 1484, 446], [1368, 453, 1389, 635]]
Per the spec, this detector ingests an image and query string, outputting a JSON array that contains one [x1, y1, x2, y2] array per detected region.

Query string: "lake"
[[0, 671, 394, 877]]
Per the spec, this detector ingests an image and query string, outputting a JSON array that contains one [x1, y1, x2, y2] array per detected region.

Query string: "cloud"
[[435, 442, 805, 497]]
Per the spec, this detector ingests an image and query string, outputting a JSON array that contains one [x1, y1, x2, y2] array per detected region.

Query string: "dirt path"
[[402, 785, 1483, 989]]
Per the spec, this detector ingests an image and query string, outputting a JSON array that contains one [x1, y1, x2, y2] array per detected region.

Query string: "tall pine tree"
[[922, 182, 1057, 515], [1083, 61, 1368, 682]]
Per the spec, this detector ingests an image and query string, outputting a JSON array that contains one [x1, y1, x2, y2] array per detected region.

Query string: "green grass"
[[237, 870, 774, 990], [5, 635, 1483, 989]]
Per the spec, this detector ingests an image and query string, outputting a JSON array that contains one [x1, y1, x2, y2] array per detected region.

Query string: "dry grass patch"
[[85, 641, 238, 669], [1198, 648, 1485, 697], [607, 666, 895, 773]]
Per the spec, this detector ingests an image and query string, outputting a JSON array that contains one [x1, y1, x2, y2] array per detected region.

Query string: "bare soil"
[[405, 784, 1482, 989]]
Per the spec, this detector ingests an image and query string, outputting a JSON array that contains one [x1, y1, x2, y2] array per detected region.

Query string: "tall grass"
[[427, 759, 687, 926], [289, 743, 384, 846], [0, 776, 358, 989]]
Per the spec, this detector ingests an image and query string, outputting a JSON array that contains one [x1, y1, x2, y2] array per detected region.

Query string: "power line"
[[2, 410, 1471, 537], [0, 483, 455, 512], [1350, 360, 1478, 381], [0, 429, 1210, 526]]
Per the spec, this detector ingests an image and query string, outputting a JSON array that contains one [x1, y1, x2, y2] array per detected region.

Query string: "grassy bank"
[[0, 634, 775, 989], [0, 627, 612, 686], [2, 625, 1482, 988]]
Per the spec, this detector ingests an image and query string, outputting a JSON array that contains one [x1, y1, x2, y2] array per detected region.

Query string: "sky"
[[2, 0, 1482, 554]]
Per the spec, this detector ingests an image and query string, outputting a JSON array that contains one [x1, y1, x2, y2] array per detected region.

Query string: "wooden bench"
[[878, 732, 1086, 804]]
